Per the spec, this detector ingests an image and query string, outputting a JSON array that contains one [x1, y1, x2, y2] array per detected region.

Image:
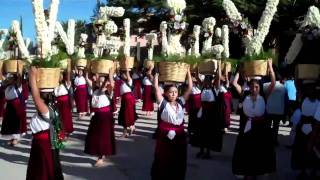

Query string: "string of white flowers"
[[285, 6, 320, 64], [0, 29, 8, 59], [123, 18, 131, 57], [67, 19, 75, 55], [222, 25, 230, 59], [215, 27, 222, 38], [55, 21, 74, 55], [104, 6, 125, 18], [47, 0, 59, 43], [146, 33, 157, 60], [160, 21, 168, 55], [222, 0, 242, 21], [167, 0, 186, 14], [246, 0, 280, 55], [192, 25, 201, 57], [202, 17, 216, 54], [212, 44, 224, 59], [78, 33, 88, 58], [12, 20, 30, 59]]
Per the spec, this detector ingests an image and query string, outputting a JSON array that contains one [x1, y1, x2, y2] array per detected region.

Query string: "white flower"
[[175, 15, 182, 22], [123, 18, 131, 57], [55, 21, 74, 55], [192, 25, 201, 57], [215, 28, 222, 38], [12, 20, 30, 59], [301, 6, 320, 28], [202, 17, 216, 33], [246, 0, 280, 55], [105, 20, 118, 35], [222, 25, 230, 58], [167, 0, 186, 14], [174, 22, 181, 30], [212, 44, 224, 59], [222, 0, 242, 21]]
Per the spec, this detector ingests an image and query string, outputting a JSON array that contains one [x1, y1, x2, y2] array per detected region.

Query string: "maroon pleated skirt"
[[26, 130, 63, 180], [56, 95, 74, 134], [114, 80, 122, 100], [1, 98, 27, 135], [142, 85, 154, 112], [223, 92, 232, 128], [133, 79, 142, 100], [151, 120, 187, 180], [188, 94, 201, 146], [85, 106, 116, 156], [118, 92, 137, 128], [74, 85, 88, 113]]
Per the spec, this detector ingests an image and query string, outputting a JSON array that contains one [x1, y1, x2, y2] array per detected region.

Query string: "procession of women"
[[0, 0, 320, 180]]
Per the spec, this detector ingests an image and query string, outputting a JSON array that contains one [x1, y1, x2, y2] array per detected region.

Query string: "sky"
[[0, 0, 98, 41]]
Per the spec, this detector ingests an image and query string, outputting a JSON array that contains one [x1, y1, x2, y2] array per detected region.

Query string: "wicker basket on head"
[[90, 59, 114, 74], [243, 60, 268, 76], [119, 56, 134, 70], [76, 59, 87, 69], [158, 61, 190, 82], [36, 68, 60, 89], [144, 60, 155, 70], [4, 60, 25, 75], [221, 61, 232, 74], [296, 64, 320, 79], [198, 59, 218, 75]]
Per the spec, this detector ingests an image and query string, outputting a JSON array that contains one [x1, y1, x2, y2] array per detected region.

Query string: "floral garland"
[[222, 25, 230, 59], [222, 0, 242, 21], [55, 20, 75, 55], [0, 29, 8, 59], [146, 33, 157, 60], [160, 21, 168, 55], [123, 18, 131, 57], [77, 33, 88, 59], [246, 0, 280, 56], [12, 20, 30, 59], [285, 6, 320, 64], [202, 17, 216, 54], [191, 25, 201, 57], [47, 0, 59, 43]]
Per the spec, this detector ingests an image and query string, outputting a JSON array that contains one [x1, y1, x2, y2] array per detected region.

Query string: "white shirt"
[[263, 81, 286, 115], [54, 84, 70, 97], [91, 90, 111, 108], [132, 73, 140, 80], [5, 85, 22, 100], [243, 95, 266, 118], [159, 97, 185, 126], [30, 112, 50, 134], [74, 76, 86, 86], [143, 77, 152, 86], [120, 80, 133, 95], [201, 88, 215, 102], [191, 86, 201, 94], [301, 98, 319, 117]]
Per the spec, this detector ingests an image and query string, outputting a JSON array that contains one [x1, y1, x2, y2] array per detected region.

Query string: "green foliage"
[[241, 49, 274, 61], [31, 56, 61, 68], [154, 54, 201, 64]]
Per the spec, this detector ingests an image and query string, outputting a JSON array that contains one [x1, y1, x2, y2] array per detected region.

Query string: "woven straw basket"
[[198, 59, 218, 75], [120, 56, 134, 70], [243, 60, 268, 76], [76, 59, 87, 68], [4, 60, 25, 74], [144, 60, 155, 70], [36, 68, 60, 89], [221, 61, 232, 74], [296, 64, 320, 79], [158, 61, 190, 82], [90, 60, 114, 74]]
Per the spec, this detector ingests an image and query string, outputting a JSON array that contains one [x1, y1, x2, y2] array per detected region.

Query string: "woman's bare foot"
[[129, 126, 135, 135], [94, 159, 107, 167]]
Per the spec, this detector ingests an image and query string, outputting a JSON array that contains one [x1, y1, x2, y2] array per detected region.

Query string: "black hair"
[[40, 92, 55, 105]]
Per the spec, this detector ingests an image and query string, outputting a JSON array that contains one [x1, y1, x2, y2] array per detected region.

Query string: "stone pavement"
[[0, 98, 296, 180]]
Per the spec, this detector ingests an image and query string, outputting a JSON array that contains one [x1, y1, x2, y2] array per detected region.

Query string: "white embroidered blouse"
[[91, 90, 111, 108], [5, 85, 23, 100]]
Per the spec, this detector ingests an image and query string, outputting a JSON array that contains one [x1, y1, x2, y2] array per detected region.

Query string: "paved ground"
[[0, 98, 297, 180]]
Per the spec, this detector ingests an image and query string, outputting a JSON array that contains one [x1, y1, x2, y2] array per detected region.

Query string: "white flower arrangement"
[[285, 6, 320, 64], [160, 21, 168, 55], [77, 33, 88, 59], [102, 6, 125, 18], [192, 25, 201, 57], [167, 0, 186, 14], [55, 20, 75, 55], [105, 20, 118, 36], [222, 25, 230, 58], [212, 44, 224, 59], [222, 0, 242, 21], [0, 29, 9, 59], [32, 0, 59, 58], [123, 18, 131, 57], [12, 20, 30, 59], [246, 0, 280, 56], [215, 27, 222, 38], [202, 17, 216, 54], [146, 33, 157, 60]]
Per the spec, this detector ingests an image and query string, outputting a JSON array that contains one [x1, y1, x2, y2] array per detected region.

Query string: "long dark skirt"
[[188, 94, 201, 147], [74, 85, 88, 113], [85, 107, 116, 156], [26, 130, 63, 180], [223, 92, 232, 128], [151, 120, 187, 180], [133, 79, 142, 100], [142, 85, 154, 112], [197, 101, 224, 152], [232, 118, 276, 176], [56, 95, 74, 134], [118, 92, 137, 128], [0, 86, 5, 118], [291, 116, 319, 170], [1, 98, 26, 135], [114, 79, 122, 101]]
